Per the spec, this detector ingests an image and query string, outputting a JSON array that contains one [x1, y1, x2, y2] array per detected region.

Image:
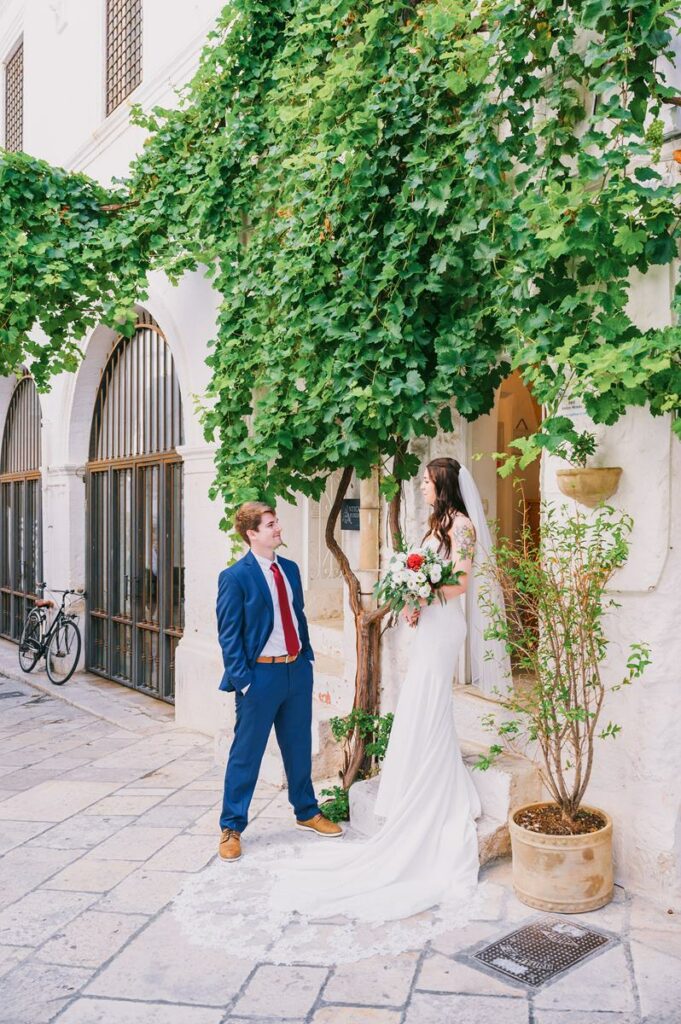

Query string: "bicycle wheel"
[[45, 619, 81, 685], [18, 610, 43, 672]]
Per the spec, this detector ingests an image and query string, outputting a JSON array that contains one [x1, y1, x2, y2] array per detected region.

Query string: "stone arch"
[[83, 309, 186, 702]]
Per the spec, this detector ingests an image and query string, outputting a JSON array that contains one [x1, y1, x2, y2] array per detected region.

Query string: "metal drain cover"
[[472, 917, 611, 987]]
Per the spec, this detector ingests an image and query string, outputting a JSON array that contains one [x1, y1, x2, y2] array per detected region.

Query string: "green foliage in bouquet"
[[373, 549, 462, 613], [476, 504, 651, 823]]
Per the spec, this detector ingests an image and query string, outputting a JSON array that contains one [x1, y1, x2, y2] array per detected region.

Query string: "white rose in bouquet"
[[418, 585, 431, 599], [428, 564, 442, 584]]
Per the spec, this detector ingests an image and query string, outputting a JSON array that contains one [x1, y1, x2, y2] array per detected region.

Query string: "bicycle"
[[18, 584, 84, 686]]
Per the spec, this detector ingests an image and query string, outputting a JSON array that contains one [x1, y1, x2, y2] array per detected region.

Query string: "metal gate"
[[86, 314, 184, 702], [0, 375, 42, 641]]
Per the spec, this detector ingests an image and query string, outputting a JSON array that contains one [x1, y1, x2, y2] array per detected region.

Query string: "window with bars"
[[106, 0, 142, 117], [4, 41, 23, 152]]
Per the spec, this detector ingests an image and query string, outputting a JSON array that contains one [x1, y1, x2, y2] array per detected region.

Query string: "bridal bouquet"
[[374, 548, 462, 613]]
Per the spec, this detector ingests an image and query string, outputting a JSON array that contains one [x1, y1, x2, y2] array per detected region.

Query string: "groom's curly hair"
[[234, 502, 276, 546]]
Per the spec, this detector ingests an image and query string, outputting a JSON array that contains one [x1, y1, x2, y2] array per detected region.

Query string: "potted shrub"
[[477, 503, 650, 913], [554, 430, 622, 508]]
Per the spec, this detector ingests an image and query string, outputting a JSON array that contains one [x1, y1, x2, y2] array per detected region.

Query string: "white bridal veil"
[[457, 464, 512, 697]]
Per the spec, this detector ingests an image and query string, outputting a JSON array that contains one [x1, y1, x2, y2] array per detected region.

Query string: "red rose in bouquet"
[[406, 553, 425, 571]]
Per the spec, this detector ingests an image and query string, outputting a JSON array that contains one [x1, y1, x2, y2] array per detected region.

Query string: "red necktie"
[[270, 563, 300, 656]]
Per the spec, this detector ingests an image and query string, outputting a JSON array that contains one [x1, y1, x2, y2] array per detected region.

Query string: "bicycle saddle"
[[34, 599, 55, 608]]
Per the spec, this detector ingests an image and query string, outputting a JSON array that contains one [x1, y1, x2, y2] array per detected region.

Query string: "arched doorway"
[[468, 370, 542, 686], [494, 370, 542, 547], [471, 370, 542, 546], [0, 374, 42, 641], [86, 312, 185, 703]]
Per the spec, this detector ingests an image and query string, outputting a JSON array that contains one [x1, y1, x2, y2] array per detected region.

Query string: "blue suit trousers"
[[220, 656, 320, 832]]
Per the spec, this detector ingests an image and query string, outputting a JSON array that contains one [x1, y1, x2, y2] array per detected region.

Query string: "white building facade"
[[2, 0, 680, 906]]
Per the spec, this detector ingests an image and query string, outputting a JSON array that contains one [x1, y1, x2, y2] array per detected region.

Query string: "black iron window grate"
[[87, 310, 184, 705], [4, 41, 23, 152], [0, 374, 43, 643], [106, 0, 142, 116], [0, 375, 41, 475], [471, 917, 611, 988], [89, 311, 184, 462]]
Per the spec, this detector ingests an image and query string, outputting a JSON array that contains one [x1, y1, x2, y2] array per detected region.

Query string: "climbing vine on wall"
[[1, 0, 680, 505]]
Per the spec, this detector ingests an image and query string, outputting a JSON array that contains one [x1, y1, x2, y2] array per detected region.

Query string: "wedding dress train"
[[172, 559, 484, 964]]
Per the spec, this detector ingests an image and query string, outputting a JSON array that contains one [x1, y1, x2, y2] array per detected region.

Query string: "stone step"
[[348, 750, 543, 865], [308, 617, 345, 661], [313, 652, 349, 710]]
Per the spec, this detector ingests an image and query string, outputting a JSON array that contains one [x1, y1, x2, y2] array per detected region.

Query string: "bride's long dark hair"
[[421, 457, 469, 559]]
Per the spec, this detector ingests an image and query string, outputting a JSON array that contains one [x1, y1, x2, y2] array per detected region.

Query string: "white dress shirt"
[[253, 551, 301, 657]]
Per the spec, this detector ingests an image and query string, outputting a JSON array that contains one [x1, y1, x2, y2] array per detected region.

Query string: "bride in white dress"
[[173, 457, 511, 963]]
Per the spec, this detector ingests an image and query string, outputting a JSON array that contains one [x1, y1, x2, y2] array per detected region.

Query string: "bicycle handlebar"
[[37, 585, 86, 597]]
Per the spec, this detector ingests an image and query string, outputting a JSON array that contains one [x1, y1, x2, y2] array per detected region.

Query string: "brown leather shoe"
[[218, 828, 242, 861], [296, 812, 343, 837]]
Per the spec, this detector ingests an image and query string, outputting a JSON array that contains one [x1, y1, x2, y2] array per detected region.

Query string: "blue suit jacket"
[[217, 550, 314, 693]]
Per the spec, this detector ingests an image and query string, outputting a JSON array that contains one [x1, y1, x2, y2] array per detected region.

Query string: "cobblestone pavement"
[[0, 645, 679, 1024]]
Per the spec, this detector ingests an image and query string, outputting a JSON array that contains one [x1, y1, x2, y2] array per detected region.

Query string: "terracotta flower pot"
[[555, 467, 622, 508], [509, 801, 613, 913]]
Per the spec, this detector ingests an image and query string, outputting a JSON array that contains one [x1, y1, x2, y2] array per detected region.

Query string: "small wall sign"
[[341, 498, 360, 531]]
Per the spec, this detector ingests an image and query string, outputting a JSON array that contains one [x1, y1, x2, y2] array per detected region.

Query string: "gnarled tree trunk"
[[324, 446, 405, 788]]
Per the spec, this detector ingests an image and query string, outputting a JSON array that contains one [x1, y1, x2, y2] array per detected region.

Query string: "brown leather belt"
[[256, 653, 300, 664]]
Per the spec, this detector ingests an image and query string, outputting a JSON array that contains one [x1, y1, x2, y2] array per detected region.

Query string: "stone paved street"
[[0, 645, 679, 1024]]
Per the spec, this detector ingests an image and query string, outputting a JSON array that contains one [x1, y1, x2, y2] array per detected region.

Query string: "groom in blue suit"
[[217, 501, 342, 861]]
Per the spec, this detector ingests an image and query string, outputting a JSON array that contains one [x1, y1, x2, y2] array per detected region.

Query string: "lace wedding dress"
[[172, 538, 484, 965]]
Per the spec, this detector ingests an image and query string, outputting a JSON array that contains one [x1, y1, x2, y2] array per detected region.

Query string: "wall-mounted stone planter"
[[509, 801, 613, 913], [555, 467, 622, 508]]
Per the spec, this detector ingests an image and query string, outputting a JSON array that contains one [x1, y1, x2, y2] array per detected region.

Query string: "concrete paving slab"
[[164, 788, 219, 806], [0, 888, 96, 945], [0, 845, 88, 908], [0, 767, 70, 791], [55, 999, 226, 1024], [404, 991, 529, 1024], [85, 909, 253, 1005], [629, 925, 681, 959], [430, 920, 498, 956], [0, 943, 32, 980], [96, 867, 189, 915], [36, 908, 148, 967], [144, 834, 215, 872], [27, 814, 136, 850], [0, 818, 53, 854], [82, 793, 169, 816], [629, 895, 680, 932], [232, 963, 329, 1019], [534, 1014, 640, 1024], [87, 824, 180, 861], [0, 960, 92, 1023], [44, 854, 139, 892], [313, 1011, 401, 1024], [323, 951, 419, 1006], [630, 937, 681, 1021], [0, 780, 118, 821], [416, 952, 525, 997], [132, 803, 211, 828], [533, 945, 635, 1013]]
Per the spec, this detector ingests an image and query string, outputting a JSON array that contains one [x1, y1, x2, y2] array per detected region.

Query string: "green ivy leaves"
[[1, 0, 680, 518]]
